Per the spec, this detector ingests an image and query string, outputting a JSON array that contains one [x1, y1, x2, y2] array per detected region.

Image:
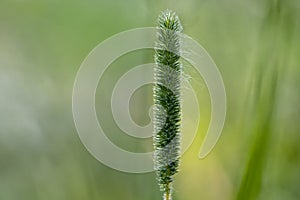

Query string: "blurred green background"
[[0, 0, 299, 199]]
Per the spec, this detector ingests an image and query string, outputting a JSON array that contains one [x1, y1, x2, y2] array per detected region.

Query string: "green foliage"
[[235, 0, 296, 199], [153, 10, 182, 200]]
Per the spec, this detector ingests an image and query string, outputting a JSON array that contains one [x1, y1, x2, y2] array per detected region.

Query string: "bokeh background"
[[0, 0, 299, 199]]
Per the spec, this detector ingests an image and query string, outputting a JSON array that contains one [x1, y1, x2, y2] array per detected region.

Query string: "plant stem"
[[164, 182, 171, 200]]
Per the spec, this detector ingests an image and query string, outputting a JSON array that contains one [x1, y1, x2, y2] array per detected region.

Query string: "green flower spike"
[[153, 10, 183, 200]]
